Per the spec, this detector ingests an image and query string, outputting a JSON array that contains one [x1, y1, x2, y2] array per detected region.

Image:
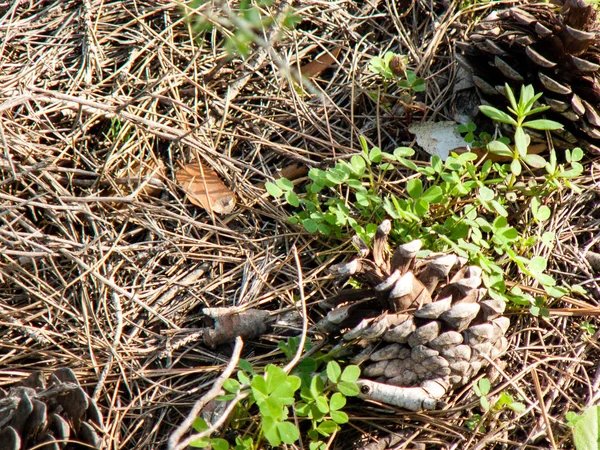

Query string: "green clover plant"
[[190, 337, 360, 450]]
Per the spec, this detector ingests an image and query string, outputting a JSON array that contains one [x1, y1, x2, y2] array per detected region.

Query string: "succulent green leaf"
[[511, 159, 522, 176], [487, 140, 513, 157], [479, 105, 517, 125], [523, 153, 547, 168], [514, 127, 529, 158], [522, 119, 563, 130]]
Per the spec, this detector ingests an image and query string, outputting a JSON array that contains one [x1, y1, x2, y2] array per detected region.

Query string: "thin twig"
[[283, 245, 308, 374], [167, 336, 244, 450]]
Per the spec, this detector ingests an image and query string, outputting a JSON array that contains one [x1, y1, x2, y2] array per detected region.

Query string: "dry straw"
[[0, 0, 598, 448]]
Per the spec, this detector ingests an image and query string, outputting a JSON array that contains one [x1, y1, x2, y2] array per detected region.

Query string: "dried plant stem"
[[283, 245, 308, 374]]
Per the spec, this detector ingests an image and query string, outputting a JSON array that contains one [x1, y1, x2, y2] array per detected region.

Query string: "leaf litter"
[[0, 0, 598, 448]]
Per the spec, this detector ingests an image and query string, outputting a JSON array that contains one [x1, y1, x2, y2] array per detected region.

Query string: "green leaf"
[[524, 153, 547, 168], [570, 147, 584, 162], [505, 83, 518, 112], [573, 406, 600, 450], [487, 140, 513, 157], [528, 256, 547, 274], [407, 178, 423, 199], [337, 381, 360, 396], [283, 11, 302, 29], [369, 147, 383, 162], [480, 396, 490, 411], [258, 395, 284, 419], [479, 105, 517, 125], [535, 205, 551, 222], [302, 219, 319, 233], [262, 416, 281, 446], [285, 191, 300, 207], [189, 437, 210, 448], [350, 155, 367, 175], [478, 186, 494, 202], [327, 361, 342, 383], [223, 378, 241, 393], [509, 402, 526, 413], [310, 374, 325, 399], [265, 182, 283, 197], [310, 441, 327, 450], [316, 395, 329, 413], [422, 185, 443, 204], [277, 421, 300, 444], [266, 364, 288, 394], [330, 410, 349, 424], [567, 411, 583, 427], [238, 359, 253, 373], [394, 146, 415, 158], [317, 420, 339, 437], [412, 77, 426, 92], [287, 375, 302, 392], [275, 177, 294, 191], [192, 417, 209, 432], [522, 119, 563, 130], [251, 376, 268, 401], [296, 402, 311, 416], [514, 126, 529, 158], [340, 365, 360, 382], [329, 392, 346, 411], [478, 378, 491, 396], [431, 155, 443, 173], [326, 169, 346, 185], [511, 159, 522, 176]]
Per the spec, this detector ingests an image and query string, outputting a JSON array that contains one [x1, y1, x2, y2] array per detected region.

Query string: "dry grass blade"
[[174, 161, 235, 215], [0, 0, 598, 448]]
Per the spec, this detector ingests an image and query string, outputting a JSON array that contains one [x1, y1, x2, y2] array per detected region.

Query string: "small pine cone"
[[320, 221, 509, 411], [0, 368, 103, 450], [456, 0, 600, 153]]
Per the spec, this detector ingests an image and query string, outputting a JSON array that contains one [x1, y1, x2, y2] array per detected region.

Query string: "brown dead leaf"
[[300, 46, 342, 79], [256, 163, 308, 189], [175, 161, 235, 214]]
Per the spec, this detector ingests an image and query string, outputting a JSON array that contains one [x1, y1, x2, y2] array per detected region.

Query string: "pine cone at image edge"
[[0, 368, 103, 450], [318, 221, 509, 411], [456, 0, 600, 154]]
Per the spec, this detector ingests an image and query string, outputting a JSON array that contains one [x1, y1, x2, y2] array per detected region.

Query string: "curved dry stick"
[[167, 336, 244, 450], [283, 245, 308, 374]]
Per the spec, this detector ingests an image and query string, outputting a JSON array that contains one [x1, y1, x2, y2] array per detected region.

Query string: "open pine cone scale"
[[456, 0, 600, 153], [320, 221, 509, 411], [0, 368, 103, 450]]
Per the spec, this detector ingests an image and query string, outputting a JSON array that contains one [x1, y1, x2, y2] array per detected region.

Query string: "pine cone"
[[456, 0, 600, 154], [0, 368, 103, 450], [320, 221, 509, 411]]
